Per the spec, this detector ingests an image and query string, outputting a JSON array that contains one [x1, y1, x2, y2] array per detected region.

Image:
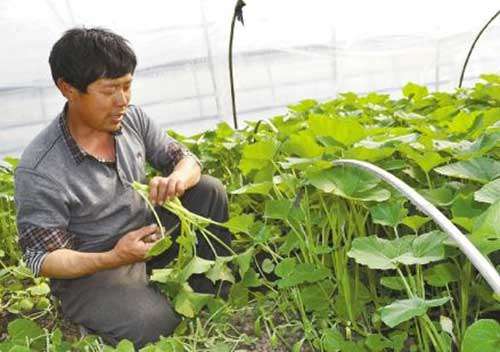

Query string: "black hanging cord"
[[459, 10, 500, 88], [229, 0, 246, 129]]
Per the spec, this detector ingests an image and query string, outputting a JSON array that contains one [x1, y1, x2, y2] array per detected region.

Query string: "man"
[[14, 27, 231, 348]]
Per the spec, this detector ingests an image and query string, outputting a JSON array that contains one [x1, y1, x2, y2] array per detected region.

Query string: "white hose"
[[333, 159, 500, 294]]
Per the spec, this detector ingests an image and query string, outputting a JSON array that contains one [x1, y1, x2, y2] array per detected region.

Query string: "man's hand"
[[149, 172, 187, 205], [111, 224, 160, 265]]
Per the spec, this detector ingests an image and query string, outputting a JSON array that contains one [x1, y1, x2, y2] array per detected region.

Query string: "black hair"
[[49, 27, 137, 93]]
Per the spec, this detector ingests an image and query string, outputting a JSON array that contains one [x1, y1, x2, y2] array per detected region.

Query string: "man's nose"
[[115, 89, 129, 106]]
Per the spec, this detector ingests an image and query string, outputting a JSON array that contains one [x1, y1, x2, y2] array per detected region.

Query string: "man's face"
[[70, 73, 133, 133]]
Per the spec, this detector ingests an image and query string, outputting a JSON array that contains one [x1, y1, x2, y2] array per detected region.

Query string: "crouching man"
[[14, 27, 231, 348]]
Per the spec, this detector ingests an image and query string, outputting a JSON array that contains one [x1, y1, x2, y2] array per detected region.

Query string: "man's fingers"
[[149, 177, 161, 205], [176, 180, 186, 197], [166, 179, 178, 199], [157, 179, 169, 205], [133, 224, 158, 240]]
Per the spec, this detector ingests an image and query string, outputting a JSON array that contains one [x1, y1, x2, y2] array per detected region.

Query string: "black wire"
[[229, 0, 246, 130], [459, 10, 500, 88]]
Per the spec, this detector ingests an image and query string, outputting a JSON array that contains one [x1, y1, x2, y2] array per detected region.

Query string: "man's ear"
[[57, 79, 76, 101]]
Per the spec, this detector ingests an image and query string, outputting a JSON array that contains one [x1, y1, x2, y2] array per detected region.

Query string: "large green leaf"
[[403, 82, 429, 101], [434, 158, 500, 184], [223, 214, 254, 234], [475, 179, 500, 204], [348, 231, 447, 270], [461, 319, 500, 352], [264, 199, 293, 220], [308, 114, 367, 146], [174, 286, 212, 318], [282, 130, 324, 158], [370, 202, 408, 228], [379, 297, 449, 328], [7, 319, 45, 349], [469, 201, 500, 255], [307, 166, 390, 202], [424, 263, 459, 287], [402, 215, 430, 232], [276, 263, 331, 288], [179, 256, 214, 282], [238, 140, 279, 174], [473, 200, 500, 237], [206, 258, 235, 284]]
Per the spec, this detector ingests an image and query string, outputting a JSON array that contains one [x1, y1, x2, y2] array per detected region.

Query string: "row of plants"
[[1, 75, 500, 351]]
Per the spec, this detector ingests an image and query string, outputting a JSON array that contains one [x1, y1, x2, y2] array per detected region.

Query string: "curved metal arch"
[[334, 159, 500, 294]]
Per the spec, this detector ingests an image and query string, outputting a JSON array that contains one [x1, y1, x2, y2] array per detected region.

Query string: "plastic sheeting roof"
[[1, 0, 499, 158]]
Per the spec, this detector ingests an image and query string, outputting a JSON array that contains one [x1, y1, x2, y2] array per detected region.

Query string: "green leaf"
[[274, 257, 297, 278], [300, 281, 334, 313], [448, 111, 476, 134], [288, 99, 318, 112], [461, 319, 500, 352], [206, 258, 235, 284], [365, 333, 393, 352], [348, 232, 447, 269], [406, 231, 447, 265], [174, 287, 211, 318], [7, 319, 44, 347], [229, 282, 249, 308], [402, 215, 430, 232], [470, 201, 500, 255], [420, 185, 458, 207], [264, 199, 292, 220], [146, 236, 173, 258], [480, 74, 500, 84], [424, 263, 459, 287], [370, 202, 408, 228], [224, 214, 254, 234], [307, 166, 390, 202], [238, 140, 279, 174], [451, 192, 489, 220], [403, 82, 429, 101], [475, 179, 500, 204], [345, 146, 395, 163], [309, 114, 367, 146], [241, 268, 262, 288], [434, 157, 500, 184], [276, 263, 331, 288], [236, 247, 254, 278], [179, 256, 214, 282], [261, 258, 274, 274], [282, 130, 325, 158], [150, 268, 174, 284], [380, 276, 409, 291], [379, 297, 449, 328], [27, 282, 50, 296], [400, 145, 449, 173], [472, 200, 500, 237], [389, 331, 408, 352], [348, 236, 407, 270], [231, 182, 273, 195], [115, 340, 135, 352]]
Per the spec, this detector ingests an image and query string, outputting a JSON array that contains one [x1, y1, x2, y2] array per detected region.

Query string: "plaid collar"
[[59, 103, 122, 165]]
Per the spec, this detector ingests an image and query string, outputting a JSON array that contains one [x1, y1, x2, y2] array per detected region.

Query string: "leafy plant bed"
[[1, 75, 500, 351]]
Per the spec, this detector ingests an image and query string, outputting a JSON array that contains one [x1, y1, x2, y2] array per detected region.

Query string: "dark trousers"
[[64, 175, 231, 349]]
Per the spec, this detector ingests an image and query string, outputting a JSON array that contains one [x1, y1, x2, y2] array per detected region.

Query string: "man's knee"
[[122, 301, 181, 348], [193, 175, 227, 198]]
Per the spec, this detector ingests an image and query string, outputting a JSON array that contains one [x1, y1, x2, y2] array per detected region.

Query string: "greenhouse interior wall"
[[1, 0, 500, 159]]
